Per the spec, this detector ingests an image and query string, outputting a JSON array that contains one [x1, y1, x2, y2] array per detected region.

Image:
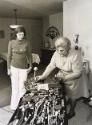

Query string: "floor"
[[0, 72, 13, 125], [0, 66, 92, 125], [0, 102, 92, 125], [0, 106, 13, 125]]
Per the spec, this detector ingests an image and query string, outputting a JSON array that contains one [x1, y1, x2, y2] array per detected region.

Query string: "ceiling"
[[0, 0, 64, 19]]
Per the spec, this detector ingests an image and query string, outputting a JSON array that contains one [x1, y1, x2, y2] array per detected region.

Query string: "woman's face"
[[56, 46, 68, 56], [16, 32, 24, 41]]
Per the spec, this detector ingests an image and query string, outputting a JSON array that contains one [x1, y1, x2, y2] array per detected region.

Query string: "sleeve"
[[26, 41, 32, 67], [72, 51, 83, 73], [7, 41, 12, 69], [48, 52, 56, 69]]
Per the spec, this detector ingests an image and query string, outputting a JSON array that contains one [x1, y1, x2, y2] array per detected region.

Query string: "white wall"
[[42, 16, 49, 47], [0, 18, 42, 55], [42, 12, 63, 47], [63, 0, 92, 91], [49, 13, 63, 35], [63, 0, 92, 62]]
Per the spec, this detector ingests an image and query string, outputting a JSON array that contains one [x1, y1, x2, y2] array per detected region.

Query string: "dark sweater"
[[7, 39, 32, 69]]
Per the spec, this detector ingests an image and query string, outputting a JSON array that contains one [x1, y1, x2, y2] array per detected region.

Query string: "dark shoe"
[[67, 111, 75, 119]]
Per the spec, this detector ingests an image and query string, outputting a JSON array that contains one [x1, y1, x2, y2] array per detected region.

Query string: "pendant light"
[[10, 9, 22, 29]]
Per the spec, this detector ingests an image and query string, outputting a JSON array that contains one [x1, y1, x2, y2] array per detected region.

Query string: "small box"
[[37, 83, 49, 91]]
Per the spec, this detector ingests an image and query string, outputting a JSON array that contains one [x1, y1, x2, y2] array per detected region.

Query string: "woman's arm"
[[37, 52, 56, 80], [7, 41, 12, 75], [40, 64, 56, 80], [27, 41, 32, 68], [64, 71, 82, 81]]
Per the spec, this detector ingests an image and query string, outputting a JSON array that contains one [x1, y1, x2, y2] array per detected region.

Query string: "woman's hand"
[[55, 72, 66, 81], [7, 69, 11, 76], [27, 66, 32, 74], [35, 75, 45, 82]]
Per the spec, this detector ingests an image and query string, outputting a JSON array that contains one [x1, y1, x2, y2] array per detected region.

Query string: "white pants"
[[10, 66, 27, 110]]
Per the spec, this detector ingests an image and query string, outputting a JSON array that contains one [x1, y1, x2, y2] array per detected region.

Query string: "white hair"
[[55, 37, 71, 50]]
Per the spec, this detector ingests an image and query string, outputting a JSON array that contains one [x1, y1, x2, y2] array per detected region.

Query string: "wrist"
[[29, 66, 32, 69], [41, 74, 46, 80], [63, 75, 67, 82], [7, 68, 11, 75]]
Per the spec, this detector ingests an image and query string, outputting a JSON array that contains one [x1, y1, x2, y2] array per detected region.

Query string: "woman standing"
[[37, 37, 83, 118], [7, 26, 32, 110]]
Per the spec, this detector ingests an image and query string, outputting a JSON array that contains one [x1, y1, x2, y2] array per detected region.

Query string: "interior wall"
[[49, 13, 63, 35], [0, 18, 42, 55], [63, 0, 92, 61], [42, 16, 49, 47], [63, 0, 92, 90], [42, 12, 63, 47]]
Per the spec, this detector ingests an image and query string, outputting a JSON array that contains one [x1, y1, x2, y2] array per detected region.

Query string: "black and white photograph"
[[0, 0, 92, 125]]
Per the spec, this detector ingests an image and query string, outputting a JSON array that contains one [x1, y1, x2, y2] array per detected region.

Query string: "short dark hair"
[[15, 26, 26, 37]]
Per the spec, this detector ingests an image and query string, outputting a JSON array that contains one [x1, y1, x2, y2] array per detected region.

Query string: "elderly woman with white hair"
[[37, 36, 83, 118]]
